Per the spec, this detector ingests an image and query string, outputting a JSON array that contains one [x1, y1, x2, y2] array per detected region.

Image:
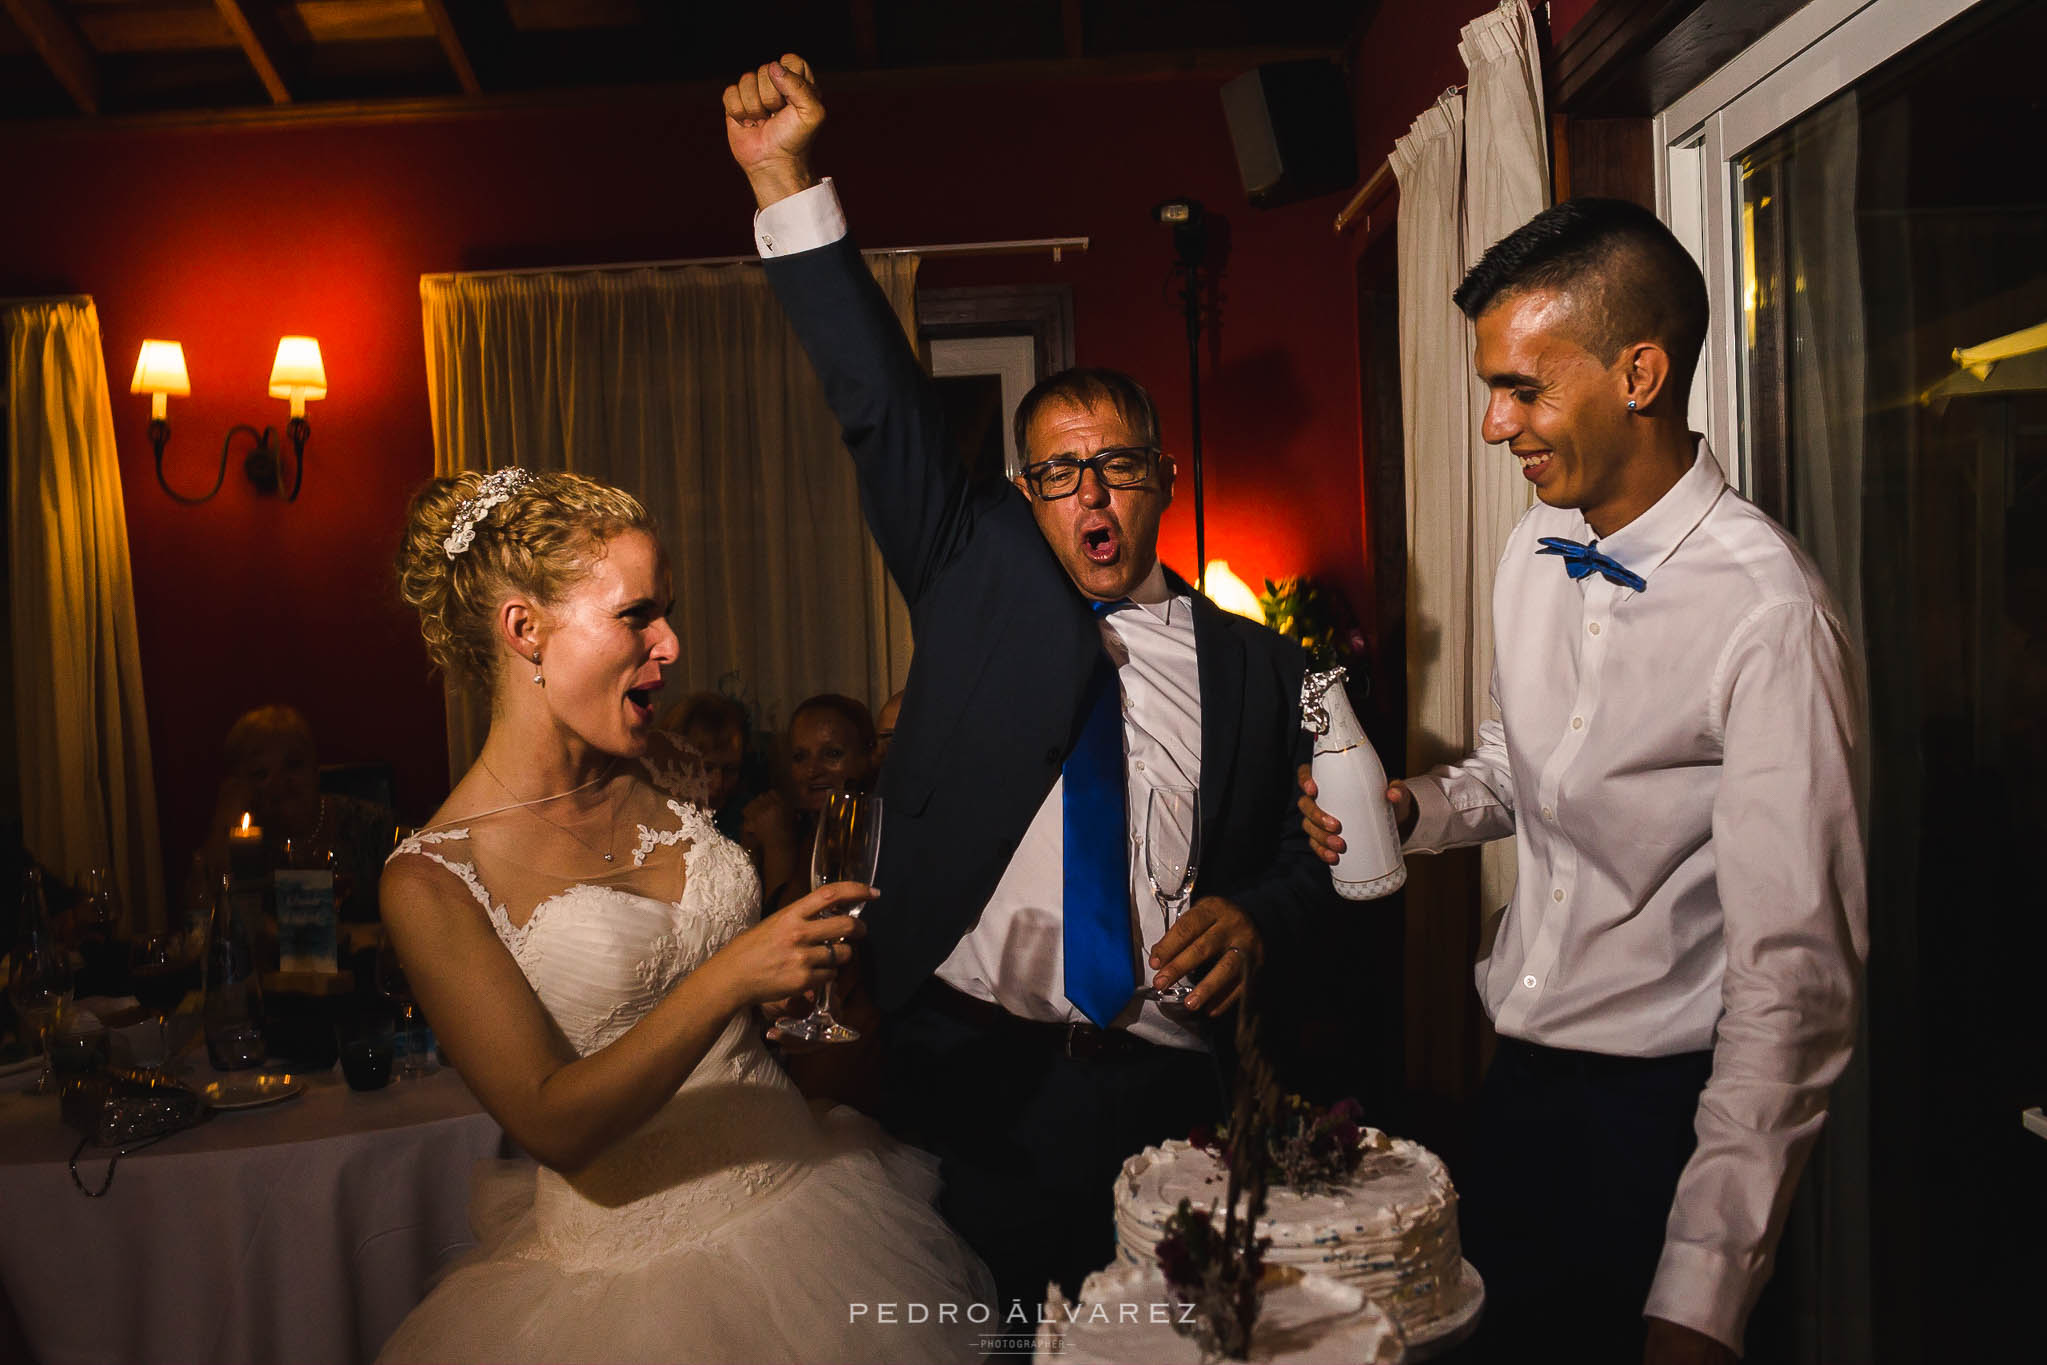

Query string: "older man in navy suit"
[[724, 54, 1339, 1317]]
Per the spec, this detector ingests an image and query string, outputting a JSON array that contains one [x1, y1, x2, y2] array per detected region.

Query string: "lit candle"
[[227, 811, 268, 886]]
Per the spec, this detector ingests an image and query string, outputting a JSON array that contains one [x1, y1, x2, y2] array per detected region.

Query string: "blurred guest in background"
[[874, 689, 904, 771], [662, 690, 763, 844], [204, 705, 398, 924], [743, 693, 875, 911]]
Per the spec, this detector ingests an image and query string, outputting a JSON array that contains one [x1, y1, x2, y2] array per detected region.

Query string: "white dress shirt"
[[755, 181, 1208, 1051], [931, 564, 1207, 1051], [1405, 440, 1868, 1349]]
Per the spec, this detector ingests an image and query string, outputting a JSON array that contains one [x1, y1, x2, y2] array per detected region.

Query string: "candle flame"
[[239, 812, 253, 832]]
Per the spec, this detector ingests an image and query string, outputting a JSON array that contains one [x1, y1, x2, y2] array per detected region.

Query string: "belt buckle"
[[1065, 1022, 1103, 1060]]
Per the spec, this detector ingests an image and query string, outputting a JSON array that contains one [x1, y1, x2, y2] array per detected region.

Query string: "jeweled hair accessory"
[[443, 467, 535, 558]]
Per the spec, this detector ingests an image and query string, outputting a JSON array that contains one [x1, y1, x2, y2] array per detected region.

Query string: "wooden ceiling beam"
[[420, 0, 482, 94], [213, 0, 294, 104], [1, 0, 101, 113]]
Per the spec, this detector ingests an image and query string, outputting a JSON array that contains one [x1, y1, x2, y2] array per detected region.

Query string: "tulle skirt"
[[378, 1105, 995, 1364]]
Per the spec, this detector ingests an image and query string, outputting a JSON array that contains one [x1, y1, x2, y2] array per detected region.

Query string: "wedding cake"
[[1034, 1264, 1404, 1365], [1112, 1125, 1472, 1344]]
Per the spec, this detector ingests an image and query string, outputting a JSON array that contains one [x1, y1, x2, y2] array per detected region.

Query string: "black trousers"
[[1456, 1037, 1714, 1365], [882, 983, 1226, 1319]]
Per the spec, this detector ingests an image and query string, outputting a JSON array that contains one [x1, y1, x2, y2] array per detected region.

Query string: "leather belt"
[[918, 981, 1153, 1061]]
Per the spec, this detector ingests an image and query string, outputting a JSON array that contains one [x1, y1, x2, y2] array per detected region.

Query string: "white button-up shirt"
[[1405, 440, 1867, 1349], [932, 563, 1207, 1051]]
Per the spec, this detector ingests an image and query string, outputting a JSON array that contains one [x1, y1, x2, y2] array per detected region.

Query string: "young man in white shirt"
[[1304, 198, 1867, 1364]]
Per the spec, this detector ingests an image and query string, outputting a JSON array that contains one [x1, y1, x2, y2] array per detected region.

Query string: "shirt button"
[[1571, 716, 1584, 730], [1541, 805, 1554, 821], [1044, 746, 1061, 765], [1135, 760, 1146, 772], [1523, 974, 1538, 989], [1588, 621, 1602, 636], [1552, 887, 1565, 902]]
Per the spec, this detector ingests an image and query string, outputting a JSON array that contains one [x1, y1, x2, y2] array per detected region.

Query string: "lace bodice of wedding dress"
[[390, 761, 821, 1272]]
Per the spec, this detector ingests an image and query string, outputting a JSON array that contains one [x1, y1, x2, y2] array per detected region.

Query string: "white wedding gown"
[[377, 748, 993, 1363]]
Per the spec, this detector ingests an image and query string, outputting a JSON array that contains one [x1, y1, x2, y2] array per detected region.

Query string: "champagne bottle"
[[1302, 668, 1406, 900]]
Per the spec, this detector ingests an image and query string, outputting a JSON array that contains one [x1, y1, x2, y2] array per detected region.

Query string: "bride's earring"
[[531, 652, 544, 687]]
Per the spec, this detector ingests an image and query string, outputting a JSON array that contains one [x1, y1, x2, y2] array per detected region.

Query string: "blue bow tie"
[[1536, 536, 1647, 592]]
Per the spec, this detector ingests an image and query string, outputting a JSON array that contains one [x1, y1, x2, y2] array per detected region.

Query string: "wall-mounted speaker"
[[1220, 59, 1358, 209]]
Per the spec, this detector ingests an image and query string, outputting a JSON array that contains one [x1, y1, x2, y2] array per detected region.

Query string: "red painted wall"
[[2, 68, 1365, 888]]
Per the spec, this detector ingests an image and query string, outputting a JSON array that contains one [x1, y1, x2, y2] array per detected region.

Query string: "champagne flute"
[[1142, 784, 1201, 1004], [9, 870, 76, 1095], [773, 792, 881, 1044]]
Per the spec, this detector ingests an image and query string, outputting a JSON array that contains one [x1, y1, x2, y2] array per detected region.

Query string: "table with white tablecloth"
[[0, 1064, 504, 1365]]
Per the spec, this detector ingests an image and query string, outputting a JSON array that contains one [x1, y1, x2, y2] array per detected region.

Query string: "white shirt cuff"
[[753, 178, 845, 257], [1643, 1239, 1756, 1355], [1402, 776, 1457, 854]]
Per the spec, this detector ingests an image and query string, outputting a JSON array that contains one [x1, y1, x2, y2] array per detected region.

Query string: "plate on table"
[[201, 1072, 305, 1110]]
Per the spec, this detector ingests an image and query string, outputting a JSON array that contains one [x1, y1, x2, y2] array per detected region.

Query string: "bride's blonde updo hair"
[[397, 468, 656, 692]]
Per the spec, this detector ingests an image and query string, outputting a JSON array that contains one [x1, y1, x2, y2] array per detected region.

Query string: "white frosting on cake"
[[1113, 1131, 1461, 1338], [1034, 1265, 1403, 1365]]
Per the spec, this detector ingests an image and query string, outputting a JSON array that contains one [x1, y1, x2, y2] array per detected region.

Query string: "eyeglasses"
[[1020, 446, 1159, 501]]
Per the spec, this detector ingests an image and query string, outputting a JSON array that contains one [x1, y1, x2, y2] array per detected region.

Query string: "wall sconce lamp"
[[131, 336, 327, 504]]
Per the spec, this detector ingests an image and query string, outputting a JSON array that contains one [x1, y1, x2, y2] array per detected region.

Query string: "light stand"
[[1156, 198, 1209, 590]]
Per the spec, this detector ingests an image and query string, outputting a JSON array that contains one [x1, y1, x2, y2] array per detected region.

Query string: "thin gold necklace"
[[479, 756, 626, 864]]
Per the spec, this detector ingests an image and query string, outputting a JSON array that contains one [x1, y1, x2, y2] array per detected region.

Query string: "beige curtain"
[[1394, 93, 1479, 780], [1459, 0, 1549, 917], [5, 298, 166, 930], [1391, 0, 1549, 1094], [420, 259, 919, 779]]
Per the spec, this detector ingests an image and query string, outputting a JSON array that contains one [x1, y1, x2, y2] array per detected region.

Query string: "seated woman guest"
[[742, 692, 876, 909], [377, 468, 990, 1363], [205, 705, 398, 922]]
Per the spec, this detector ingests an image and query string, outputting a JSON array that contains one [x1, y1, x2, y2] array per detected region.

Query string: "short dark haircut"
[[790, 693, 876, 753], [1453, 197, 1710, 402], [1011, 368, 1162, 467], [673, 690, 747, 740]]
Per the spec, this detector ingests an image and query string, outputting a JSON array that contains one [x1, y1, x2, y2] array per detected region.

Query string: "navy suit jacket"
[[763, 237, 1337, 1014]]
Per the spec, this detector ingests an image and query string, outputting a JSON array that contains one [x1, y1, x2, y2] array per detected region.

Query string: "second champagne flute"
[[1143, 784, 1201, 1004], [773, 792, 881, 1044]]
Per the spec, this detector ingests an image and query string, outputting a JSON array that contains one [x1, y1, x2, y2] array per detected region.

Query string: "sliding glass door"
[[1661, 2, 2044, 1360]]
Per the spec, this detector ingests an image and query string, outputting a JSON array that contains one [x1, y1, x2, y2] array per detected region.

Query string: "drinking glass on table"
[[9, 869, 75, 1095], [128, 930, 200, 1069], [773, 792, 881, 1045], [1142, 784, 1201, 1004], [73, 866, 127, 996], [376, 936, 436, 1078]]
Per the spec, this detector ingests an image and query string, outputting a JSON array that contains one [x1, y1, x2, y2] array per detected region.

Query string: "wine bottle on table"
[[203, 873, 267, 1070]]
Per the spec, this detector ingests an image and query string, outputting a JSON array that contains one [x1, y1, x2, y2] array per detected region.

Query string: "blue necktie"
[[1063, 605, 1134, 1028], [1536, 536, 1648, 592]]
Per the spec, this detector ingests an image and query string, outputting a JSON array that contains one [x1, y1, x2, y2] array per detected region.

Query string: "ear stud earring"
[[532, 653, 544, 686], [1627, 399, 1638, 411]]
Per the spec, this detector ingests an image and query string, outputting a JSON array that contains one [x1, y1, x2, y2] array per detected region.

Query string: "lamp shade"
[[1204, 560, 1266, 621], [130, 340, 190, 397], [268, 336, 327, 406]]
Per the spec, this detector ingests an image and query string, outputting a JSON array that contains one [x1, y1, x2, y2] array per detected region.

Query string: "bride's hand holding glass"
[[707, 882, 871, 1021]]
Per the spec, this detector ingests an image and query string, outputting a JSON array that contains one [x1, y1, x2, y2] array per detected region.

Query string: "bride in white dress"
[[376, 468, 993, 1363]]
